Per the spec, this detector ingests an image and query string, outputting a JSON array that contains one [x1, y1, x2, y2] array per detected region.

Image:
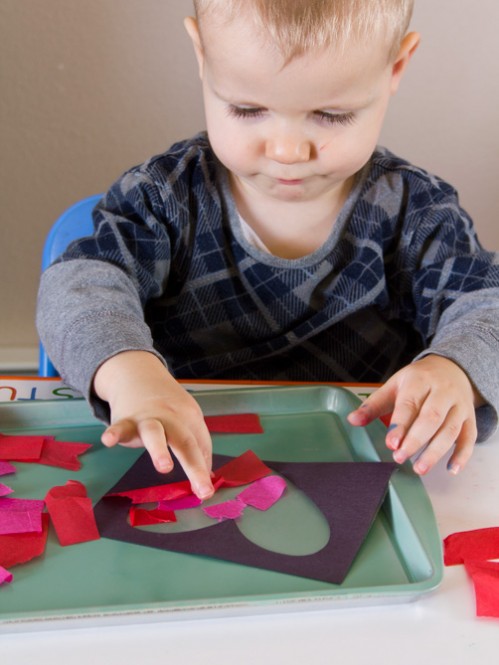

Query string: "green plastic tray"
[[0, 386, 442, 630]]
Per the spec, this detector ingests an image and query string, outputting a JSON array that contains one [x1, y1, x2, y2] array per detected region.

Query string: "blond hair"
[[193, 0, 414, 61]]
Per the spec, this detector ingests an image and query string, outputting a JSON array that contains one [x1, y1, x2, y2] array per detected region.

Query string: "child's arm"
[[93, 350, 215, 499], [347, 355, 483, 475]]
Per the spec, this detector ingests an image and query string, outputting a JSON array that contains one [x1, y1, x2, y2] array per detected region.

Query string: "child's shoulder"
[[123, 132, 219, 187], [370, 146, 458, 202]]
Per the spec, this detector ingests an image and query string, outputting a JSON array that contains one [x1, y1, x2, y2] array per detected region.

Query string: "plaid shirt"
[[38, 133, 499, 436]]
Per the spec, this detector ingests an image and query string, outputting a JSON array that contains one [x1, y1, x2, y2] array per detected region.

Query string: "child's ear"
[[184, 16, 205, 78], [390, 31, 420, 94]]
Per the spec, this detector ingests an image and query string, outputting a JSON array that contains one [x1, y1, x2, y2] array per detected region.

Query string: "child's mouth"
[[276, 178, 304, 185]]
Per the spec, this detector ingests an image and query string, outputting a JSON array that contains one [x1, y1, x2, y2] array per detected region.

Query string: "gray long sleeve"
[[36, 259, 165, 420]]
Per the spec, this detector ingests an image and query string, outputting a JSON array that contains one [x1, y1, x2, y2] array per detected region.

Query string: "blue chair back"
[[39, 194, 102, 376]]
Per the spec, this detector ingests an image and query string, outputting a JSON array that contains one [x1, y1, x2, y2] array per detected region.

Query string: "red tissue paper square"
[[0, 434, 44, 461], [212, 449, 271, 487], [204, 413, 263, 434], [444, 527, 499, 620], [443, 527, 499, 565], [465, 561, 499, 619], [108, 450, 271, 505], [37, 438, 92, 471], [45, 480, 100, 546], [108, 479, 192, 505], [129, 507, 176, 527], [0, 513, 49, 568], [0, 433, 91, 470]]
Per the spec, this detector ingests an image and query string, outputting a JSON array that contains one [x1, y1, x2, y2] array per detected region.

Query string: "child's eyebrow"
[[211, 84, 261, 107]]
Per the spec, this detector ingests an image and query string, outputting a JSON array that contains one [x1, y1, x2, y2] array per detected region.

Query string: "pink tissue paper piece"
[[237, 475, 287, 510], [0, 484, 13, 498], [0, 461, 16, 476], [0, 496, 46, 538], [0, 498, 45, 535], [0, 509, 42, 535], [0, 565, 13, 585], [0, 498, 45, 512], [203, 499, 246, 522], [202, 475, 287, 522]]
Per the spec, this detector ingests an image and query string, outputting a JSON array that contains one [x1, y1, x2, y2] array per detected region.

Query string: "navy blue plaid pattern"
[[58, 133, 499, 383]]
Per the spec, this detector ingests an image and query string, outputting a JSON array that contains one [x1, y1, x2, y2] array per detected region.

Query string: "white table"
[[2, 396, 499, 665]]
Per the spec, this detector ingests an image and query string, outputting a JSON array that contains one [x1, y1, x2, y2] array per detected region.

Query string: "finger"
[[165, 422, 214, 499], [410, 406, 464, 475], [199, 427, 213, 474], [194, 419, 213, 473], [137, 418, 174, 474], [391, 392, 455, 465], [446, 418, 477, 475], [384, 382, 435, 454], [347, 382, 397, 427], [101, 419, 142, 448]]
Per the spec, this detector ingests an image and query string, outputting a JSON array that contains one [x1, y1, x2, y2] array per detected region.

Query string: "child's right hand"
[[92, 351, 214, 500]]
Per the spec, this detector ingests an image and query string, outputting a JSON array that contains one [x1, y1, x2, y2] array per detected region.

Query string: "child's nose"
[[265, 135, 312, 164]]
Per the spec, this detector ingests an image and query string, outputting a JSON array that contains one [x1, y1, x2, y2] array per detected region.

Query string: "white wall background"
[[1, 0, 498, 368]]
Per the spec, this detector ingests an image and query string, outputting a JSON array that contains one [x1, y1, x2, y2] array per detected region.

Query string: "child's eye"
[[227, 105, 266, 120], [314, 110, 356, 127]]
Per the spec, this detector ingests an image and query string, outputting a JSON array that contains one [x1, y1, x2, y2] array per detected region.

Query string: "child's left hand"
[[347, 355, 483, 475]]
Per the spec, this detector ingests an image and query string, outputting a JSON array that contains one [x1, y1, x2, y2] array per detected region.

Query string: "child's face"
[[187, 15, 416, 208]]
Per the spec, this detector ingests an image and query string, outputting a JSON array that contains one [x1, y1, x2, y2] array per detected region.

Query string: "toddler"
[[37, 0, 499, 498]]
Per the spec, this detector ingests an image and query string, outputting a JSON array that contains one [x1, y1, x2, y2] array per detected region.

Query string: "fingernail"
[[386, 425, 400, 450], [157, 457, 173, 472], [196, 483, 214, 500], [393, 450, 407, 464], [101, 429, 116, 446], [349, 409, 369, 426], [414, 461, 429, 475], [447, 461, 461, 476]]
